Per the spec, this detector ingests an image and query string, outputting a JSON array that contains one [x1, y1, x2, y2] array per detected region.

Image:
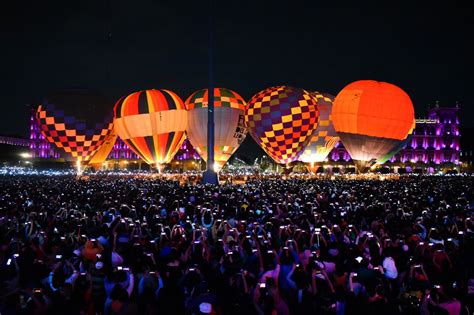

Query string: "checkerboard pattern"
[[245, 86, 319, 164], [36, 104, 114, 162], [185, 88, 246, 110], [299, 92, 340, 163]]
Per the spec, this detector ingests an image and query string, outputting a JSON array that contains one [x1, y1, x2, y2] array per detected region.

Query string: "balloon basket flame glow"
[[353, 160, 375, 174], [76, 161, 83, 176], [156, 164, 163, 174], [306, 162, 320, 175]]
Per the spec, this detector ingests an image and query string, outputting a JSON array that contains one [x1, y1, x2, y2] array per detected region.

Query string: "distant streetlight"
[[19, 152, 31, 159]]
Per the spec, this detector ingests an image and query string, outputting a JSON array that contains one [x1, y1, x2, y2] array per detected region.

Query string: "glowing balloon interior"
[[113, 89, 187, 167], [185, 88, 247, 171]]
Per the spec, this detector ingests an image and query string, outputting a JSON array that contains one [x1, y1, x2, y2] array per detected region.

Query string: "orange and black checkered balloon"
[[245, 86, 319, 165], [36, 104, 114, 162]]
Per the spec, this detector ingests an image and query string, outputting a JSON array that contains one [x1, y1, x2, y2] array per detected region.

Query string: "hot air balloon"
[[332, 80, 414, 173], [377, 119, 416, 164], [299, 92, 339, 173], [113, 89, 187, 170], [185, 88, 247, 171], [36, 90, 115, 174], [245, 86, 319, 165], [88, 131, 118, 167]]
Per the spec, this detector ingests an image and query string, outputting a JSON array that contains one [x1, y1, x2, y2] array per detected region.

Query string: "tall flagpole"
[[202, 0, 218, 185]]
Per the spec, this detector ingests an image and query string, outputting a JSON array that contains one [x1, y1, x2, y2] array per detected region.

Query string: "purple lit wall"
[[107, 138, 140, 160], [174, 138, 201, 161], [29, 111, 61, 159]]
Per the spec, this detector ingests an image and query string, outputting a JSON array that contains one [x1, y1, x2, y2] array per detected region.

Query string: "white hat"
[[199, 302, 212, 314]]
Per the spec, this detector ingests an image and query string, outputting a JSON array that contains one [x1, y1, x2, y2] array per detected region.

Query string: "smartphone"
[[56, 255, 62, 260], [259, 283, 266, 289], [355, 256, 363, 263]]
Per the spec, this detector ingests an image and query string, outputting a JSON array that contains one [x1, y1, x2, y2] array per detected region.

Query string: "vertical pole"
[[202, 0, 218, 185]]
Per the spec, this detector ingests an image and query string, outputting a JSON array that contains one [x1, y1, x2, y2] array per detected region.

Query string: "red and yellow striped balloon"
[[113, 89, 187, 166]]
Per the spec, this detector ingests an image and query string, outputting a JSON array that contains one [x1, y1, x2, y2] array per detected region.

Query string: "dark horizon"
[[1, 0, 473, 139]]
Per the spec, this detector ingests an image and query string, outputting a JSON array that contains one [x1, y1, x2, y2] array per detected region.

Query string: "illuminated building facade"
[[107, 137, 140, 160], [174, 138, 201, 161], [29, 112, 61, 159], [390, 103, 460, 165]]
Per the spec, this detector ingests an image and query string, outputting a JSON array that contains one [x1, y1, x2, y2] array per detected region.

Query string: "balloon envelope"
[[299, 92, 339, 163], [185, 88, 247, 170], [245, 86, 319, 165], [332, 80, 414, 171], [36, 90, 114, 163], [113, 89, 187, 166], [377, 119, 416, 164]]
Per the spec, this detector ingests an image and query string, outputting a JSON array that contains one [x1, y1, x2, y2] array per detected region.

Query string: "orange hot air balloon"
[[113, 89, 187, 169], [332, 80, 414, 172]]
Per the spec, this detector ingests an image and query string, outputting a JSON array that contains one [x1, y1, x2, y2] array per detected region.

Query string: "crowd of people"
[[0, 172, 473, 315]]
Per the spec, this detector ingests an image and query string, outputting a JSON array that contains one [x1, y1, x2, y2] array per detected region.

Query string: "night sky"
[[1, 0, 473, 141]]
